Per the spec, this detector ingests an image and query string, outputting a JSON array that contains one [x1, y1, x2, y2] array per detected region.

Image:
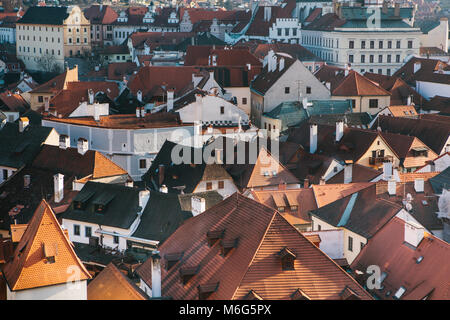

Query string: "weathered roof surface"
[[251, 188, 317, 226], [308, 112, 373, 129], [312, 182, 374, 208], [429, 167, 450, 194], [249, 43, 322, 62], [393, 57, 449, 85], [3, 200, 91, 291], [17, 6, 69, 25], [332, 71, 391, 97], [251, 55, 297, 95], [0, 122, 53, 169], [131, 190, 223, 244], [84, 5, 118, 24], [351, 217, 450, 300], [62, 182, 141, 229], [136, 193, 372, 300], [327, 164, 382, 184], [176, 32, 226, 52], [0, 91, 29, 113], [88, 263, 147, 300], [30, 67, 78, 94], [185, 46, 261, 67], [371, 115, 450, 155], [311, 185, 402, 238], [32, 145, 127, 180]]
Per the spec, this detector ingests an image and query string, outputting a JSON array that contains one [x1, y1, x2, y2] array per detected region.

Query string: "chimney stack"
[[414, 178, 424, 193], [394, 2, 400, 17], [158, 164, 165, 186], [388, 179, 397, 196], [151, 251, 162, 298], [88, 89, 94, 104], [309, 124, 318, 154], [344, 160, 353, 184], [44, 97, 50, 112], [139, 190, 150, 212], [167, 90, 174, 112], [335, 121, 344, 142], [191, 196, 206, 216], [383, 161, 393, 180], [77, 138, 88, 155], [137, 90, 143, 102], [407, 95, 412, 106], [159, 184, 168, 193], [215, 148, 223, 164], [404, 220, 425, 248], [59, 134, 70, 149], [279, 58, 285, 71], [414, 61, 421, 74], [19, 117, 29, 133], [54, 173, 64, 203], [304, 179, 309, 189], [136, 107, 141, 118], [264, 6, 272, 22], [24, 174, 31, 189]]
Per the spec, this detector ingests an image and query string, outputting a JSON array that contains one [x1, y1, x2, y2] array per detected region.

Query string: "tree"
[[38, 52, 62, 73]]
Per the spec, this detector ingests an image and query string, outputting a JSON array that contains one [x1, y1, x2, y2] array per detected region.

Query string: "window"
[[139, 159, 147, 169], [379, 41, 383, 49], [113, 235, 119, 244], [349, 55, 354, 63], [361, 55, 365, 63], [387, 55, 391, 63], [348, 236, 353, 252], [220, 106, 224, 114], [349, 40, 354, 49], [285, 87, 290, 94], [74, 225, 80, 236], [408, 40, 413, 49], [292, 28, 297, 36], [318, 225, 321, 231], [387, 69, 391, 76], [2, 169, 7, 181], [394, 286, 406, 299], [206, 182, 212, 190], [277, 28, 282, 36], [378, 55, 383, 63], [285, 28, 289, 36], [306, 86, 311, 94], [396, 40, 401, 49], [218, 181, 224, 189], [370, 41, 374, 49], [370, 55, 374, 63], [369, 99, 379, 108], [378, 68, 383, 74], [351, 99, 356, 109], [69, 38, 72, 44], [38, 96, 44, 103], [85, 226, 92, 238], [361, 40, 365, 49], [388, 40, 392, 49], [242, 97, 247, 105]]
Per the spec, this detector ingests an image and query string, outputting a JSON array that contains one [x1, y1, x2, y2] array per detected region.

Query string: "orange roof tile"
[[3, 200, 91, 291], [398, 171, 440, 183], [10, 224, 28, 243], [88, 263, 147, 300], [312, 182, 374, 208], [333, 71, 391, 96], [387, 105, 418, 117]]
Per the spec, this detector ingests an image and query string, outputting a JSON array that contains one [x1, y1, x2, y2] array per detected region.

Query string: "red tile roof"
[[351, 217, 450, 300], [2, 200, 91, 291], [0, 90, 29, 113], [184, 46, 261, 67], [83, 5, 118, 24], [107, 62, 138, 81], [332, 71, 391, 97], [137, 193, 372, 300]]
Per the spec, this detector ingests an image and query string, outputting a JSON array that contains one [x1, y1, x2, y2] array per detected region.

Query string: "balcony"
[[369, 155, 393, 165]]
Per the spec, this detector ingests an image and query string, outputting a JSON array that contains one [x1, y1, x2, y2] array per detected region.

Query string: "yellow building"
[[16, 6, 90, 73]]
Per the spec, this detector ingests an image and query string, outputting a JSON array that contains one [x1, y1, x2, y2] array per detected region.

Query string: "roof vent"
[[180, 266, 199, 284], [291, 288, 311, 300], [165, 252, 183, 270], [244, 290, 263, 300], [416, 256, 423, 264], [220, 238, 239, 256], [198, 282, 219, 300], [277, 247, 296, 270], [206, 229, 225, 246]]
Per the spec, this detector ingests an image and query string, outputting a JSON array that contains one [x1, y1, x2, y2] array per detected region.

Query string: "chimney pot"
[[191, 196, 206, 216], [309, 124, 318, 154], [59, 134, 70, 149], [77, 138, 88, 155], [414, 178, 424, 193]]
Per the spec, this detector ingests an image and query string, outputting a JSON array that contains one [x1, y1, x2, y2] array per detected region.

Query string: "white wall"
[[194, 179, 238, 198], [303, 229, 345, 260], [7, 280, 87, 300], [416, 153, 450, 172], [416, 80, 450, 99]]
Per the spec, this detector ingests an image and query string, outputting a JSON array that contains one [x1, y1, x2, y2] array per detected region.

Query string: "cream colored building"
[[16, 6, 90, 73]]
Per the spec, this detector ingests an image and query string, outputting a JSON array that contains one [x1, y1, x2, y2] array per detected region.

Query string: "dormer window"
[[42, 243, 57, 264], [95, 204, 105, 213], [339, 286, 361, 300], [220, 238, 238, 257], [394, 286, 406, 299], [165, 252, 183, 270], [206, 229, 225, 246], [277, 206, 285, 212], [180, 266, 198, 285], [291, 288, 310, 300], [198, 282, 219, 300], [244, 290, 263, 300], [277, 247, 296, 270]]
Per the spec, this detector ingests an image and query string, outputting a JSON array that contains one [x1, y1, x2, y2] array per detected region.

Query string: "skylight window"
[[416, 256, 424, 264], [394, 286, 406, 299]]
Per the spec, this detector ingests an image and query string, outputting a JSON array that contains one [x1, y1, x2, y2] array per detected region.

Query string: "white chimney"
[[344, 160, 353, 184], [264, 6, 272, 22], [407, 95, 412, 106], [325, 82, 331, 91], [54, 173, 64, 203], [414, 178, 424, 193], [139, 190, 150, 212], [136, 107, 141, 118], [159, 185, 168, 193], [310, 124, 317, 154], [59, 135, 70, 149], [404, 220, 425, 248], [77, 138, 88, 155], [191, 196, 206, 216], [388, 179, 397, 196], [88, 89, 94, 104], [344, 64, 350, 76], [215, 148, 223, 164], [151, 251, 162, 298], [383, 161, 393, 180], [44, 97, 49, 112], [279, 58, 285, 71], [19, 117, 29, 133], [267, 50, 276, 72], [141, 107, 146, 118], [212, 55, 217, 66], [137, 90, 143, 102], [167, 90, 174, 112], [336, 121, 344, 142], [413, 62, 421, 74]]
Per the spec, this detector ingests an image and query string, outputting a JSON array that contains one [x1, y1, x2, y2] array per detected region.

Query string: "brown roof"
[[0, 91, 29, 113], [2, 200, 91, 291], [332, 71, 391, 97], [314, 64, 347, 92], [327, 164, 382, 184], [312, 182, 374, 208], [88, 263, 147, 300], [137, 193, 372, 300], [84, 5, 118, 24], [43, 112, 189, 129], [351, 217, 450, 300], [30, 66, 78, 94], [393, 57, 450, 85], [48, 81, 119, 117], [107, 62, 138, 81], [184, 46, 261, 67], [304, 13, 346, 31], [32, 145, 128, 180], [130, 32, 193, 49], [241, 4, 295, 37]]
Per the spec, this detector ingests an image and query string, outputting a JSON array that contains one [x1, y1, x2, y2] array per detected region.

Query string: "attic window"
[[340, 286, 361, 300], [206, 229, 225, 246], [95, 204, 106, 213], [291, 288, 311, 300], [278, 206, 285, 212], [220, 238, 239, 257], [42, 243, 57, 264], [244, 290, 263, 300], [165, 252, 183, 270], [180, 266, 199, 285], [277, 247, 296, 270], [198, 282, 219, 300], [290, 205, 298, 211], [416, 256, 424, 264]]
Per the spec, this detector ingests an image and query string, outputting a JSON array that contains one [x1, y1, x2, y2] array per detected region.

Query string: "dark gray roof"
[[131, 190, 223, 243], [17, 6, 69, 25], [429, 167, 450, 194], [309, 112, 373, 128], [62, 182, 142, 229], [0, 122, 53, 169]]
